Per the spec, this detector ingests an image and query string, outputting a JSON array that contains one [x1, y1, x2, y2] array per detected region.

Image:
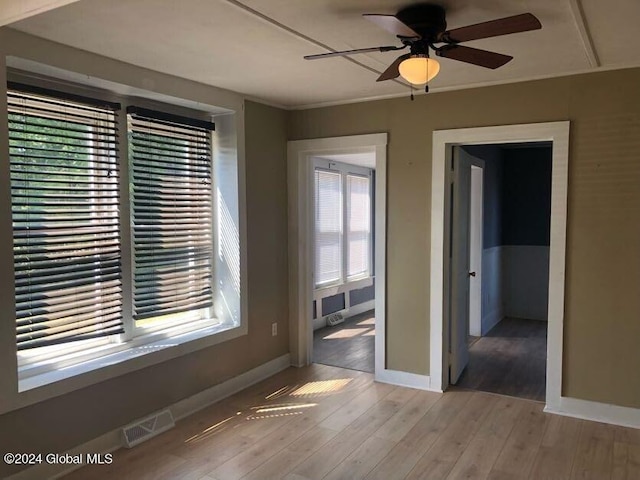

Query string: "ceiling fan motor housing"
[[396, 4, 447, 43]]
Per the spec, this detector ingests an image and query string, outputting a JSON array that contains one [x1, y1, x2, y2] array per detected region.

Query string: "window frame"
[[4, 74, 246, 398], [312, 159, 374, 290]]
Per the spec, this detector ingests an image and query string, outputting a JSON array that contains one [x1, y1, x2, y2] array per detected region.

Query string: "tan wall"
[[0, 30, 289, 478], [289, 68, 640, 409]]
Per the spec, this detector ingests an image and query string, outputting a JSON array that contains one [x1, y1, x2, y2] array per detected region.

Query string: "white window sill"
[[18, 319, 245, 393], [314, 276, 374, 299]]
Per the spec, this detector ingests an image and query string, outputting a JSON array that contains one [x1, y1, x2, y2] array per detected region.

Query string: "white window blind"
[[8, 86, 123, 350], [314, 169, 343, 286], [347, 174, 371, 277], [128, 108, 214, 323]]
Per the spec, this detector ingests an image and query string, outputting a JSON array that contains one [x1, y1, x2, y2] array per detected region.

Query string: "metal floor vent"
[[122, 409, 175, 448], [326, 312, 345, 326]]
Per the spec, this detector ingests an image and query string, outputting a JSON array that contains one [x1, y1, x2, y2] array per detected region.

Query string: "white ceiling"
[[8, 0, 640, 108]]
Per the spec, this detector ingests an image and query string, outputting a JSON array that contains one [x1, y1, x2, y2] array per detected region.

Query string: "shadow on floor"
[[313, 310, 375, 373], [455, 317, 547, 402]]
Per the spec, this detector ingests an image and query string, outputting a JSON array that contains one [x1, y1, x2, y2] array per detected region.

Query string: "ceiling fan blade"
[[377, 53, 411, 82], [363, 14, 420, 38], [444, 13, 541, 43], [437, 45, 512, 69], [304, 45, 402, 60]]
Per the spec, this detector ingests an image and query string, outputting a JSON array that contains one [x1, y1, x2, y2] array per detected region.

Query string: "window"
[[9, 86, 123, 351], [313, 163, 372, 288], [314, 169, 343, 285], [6, 83, 237, 388], [347, 174, 371, 278], [128, 107, 214, 328]]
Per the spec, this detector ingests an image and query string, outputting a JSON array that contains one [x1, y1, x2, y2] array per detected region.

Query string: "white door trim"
[[429, 122, 570, 412], [287, 134, 387, 376]]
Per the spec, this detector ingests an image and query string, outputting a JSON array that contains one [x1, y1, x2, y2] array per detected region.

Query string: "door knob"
[[469, 271, 476, 277]]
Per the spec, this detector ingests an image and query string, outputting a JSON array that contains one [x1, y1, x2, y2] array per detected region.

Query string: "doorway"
[[429, 122, 570, 410], [287, 133, 389, 381], [449, 143, 552, 401], [311, 156, 376, 373]]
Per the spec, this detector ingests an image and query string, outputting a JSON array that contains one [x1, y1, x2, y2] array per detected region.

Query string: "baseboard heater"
[[325, 311, 345, 326]]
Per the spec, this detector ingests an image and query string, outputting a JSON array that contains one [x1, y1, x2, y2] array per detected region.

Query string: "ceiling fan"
[[304, 3, 542, 91]]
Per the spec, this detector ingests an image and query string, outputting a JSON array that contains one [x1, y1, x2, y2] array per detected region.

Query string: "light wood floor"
[[64, 364, 640, 480], [313, 310, 375, 373], [456, 317, 547, 401]]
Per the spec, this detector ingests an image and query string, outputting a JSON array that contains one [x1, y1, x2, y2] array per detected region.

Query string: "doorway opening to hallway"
[[447, 142, 552, 402]]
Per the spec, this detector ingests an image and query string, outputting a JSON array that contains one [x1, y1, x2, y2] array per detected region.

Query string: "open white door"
[[450, 147, 472, 384]]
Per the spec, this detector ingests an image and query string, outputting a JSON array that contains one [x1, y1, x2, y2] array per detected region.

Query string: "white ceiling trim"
[[290, 62, 640, 111], [568, 0, 600, 67]]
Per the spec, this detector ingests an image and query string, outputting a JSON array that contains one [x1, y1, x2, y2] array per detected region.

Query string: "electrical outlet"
[[271, 322, 277, 336]]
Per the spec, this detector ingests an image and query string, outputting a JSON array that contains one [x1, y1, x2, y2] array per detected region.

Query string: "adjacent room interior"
[[450, 143, 552, 402], [311, 153, 376, 374]]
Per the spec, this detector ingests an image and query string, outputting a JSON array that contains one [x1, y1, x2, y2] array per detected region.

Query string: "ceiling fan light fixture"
[[398, 55, 440, 85]]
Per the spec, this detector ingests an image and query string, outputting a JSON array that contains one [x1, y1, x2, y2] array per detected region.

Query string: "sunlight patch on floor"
[[290, 378, 352, 396], [246, 411, 304, 420], [265, 385, 290, 400], [184, 413, 240, 443], [252, 403, 317, 414], [356, 317, 375, 326], [323, 327, 370, 339]]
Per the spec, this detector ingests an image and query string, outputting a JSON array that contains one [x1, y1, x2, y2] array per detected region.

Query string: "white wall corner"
[[481, 308, 504, 336]]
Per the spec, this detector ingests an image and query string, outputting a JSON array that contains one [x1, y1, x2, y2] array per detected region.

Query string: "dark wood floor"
[[455, 317, 547, 402], [313, 310, 374, 373]]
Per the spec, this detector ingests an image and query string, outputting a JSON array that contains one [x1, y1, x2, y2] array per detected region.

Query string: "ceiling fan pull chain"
[[425, 57, 430, 94]]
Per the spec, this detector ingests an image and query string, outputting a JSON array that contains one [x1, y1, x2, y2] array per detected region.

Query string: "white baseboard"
[[544, 396, 640, 429], [312, 317, 327, 331], [375, 368, 441, 393], [171, 354, 291, 421], [347, 300, 375, 318], [312, 300, 376, 331], [8, 354, 291, 480]]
